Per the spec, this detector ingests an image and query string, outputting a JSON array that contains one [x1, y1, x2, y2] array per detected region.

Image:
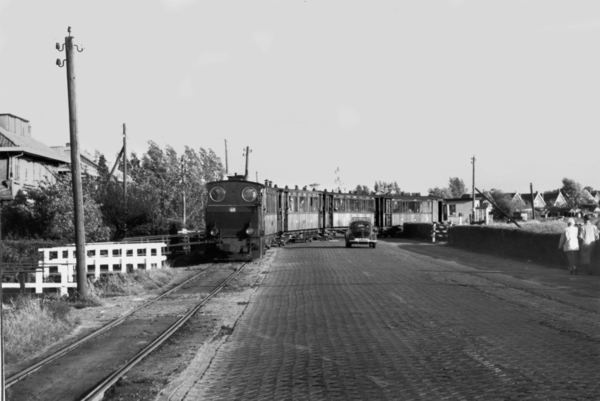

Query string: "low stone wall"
[[447, 226, 564, 267]]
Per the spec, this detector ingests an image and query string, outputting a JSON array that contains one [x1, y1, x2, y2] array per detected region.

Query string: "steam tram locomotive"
[[204, 175, 443, 260]]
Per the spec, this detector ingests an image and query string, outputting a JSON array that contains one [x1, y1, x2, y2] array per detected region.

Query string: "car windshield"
[[350, 222, 371, 230]]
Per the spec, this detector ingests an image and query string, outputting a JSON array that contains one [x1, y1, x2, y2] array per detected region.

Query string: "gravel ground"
[[101, 249, 277, 401], [4, 249, 276, 400]]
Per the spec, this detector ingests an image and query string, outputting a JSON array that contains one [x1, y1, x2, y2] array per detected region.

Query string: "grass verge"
[[3, 266, 178, 365], [91, 267, 178, 296], [3, 295, 80, 364]]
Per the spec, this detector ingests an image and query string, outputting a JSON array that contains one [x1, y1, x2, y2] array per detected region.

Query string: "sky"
[[1, 0, 599, 195]]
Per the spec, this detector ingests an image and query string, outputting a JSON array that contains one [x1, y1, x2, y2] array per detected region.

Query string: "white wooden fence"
[[2, 242, 167, 296]]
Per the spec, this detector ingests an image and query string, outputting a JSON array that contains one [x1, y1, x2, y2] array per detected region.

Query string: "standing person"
[[578, 215, 599, 275], [559, 218, 580, 275]]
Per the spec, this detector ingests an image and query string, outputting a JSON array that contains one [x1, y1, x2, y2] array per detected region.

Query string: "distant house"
[[590, 191, 600, 204], [506, 192, 526, 207], [542, 190, 571, 217], [579, 189, 600, 216], [444, 194, 492, 224], [519, 192, 546, 218], [580, 188, 598, 205], [0, 114, 70, 199], [51, 143, 100, 177]]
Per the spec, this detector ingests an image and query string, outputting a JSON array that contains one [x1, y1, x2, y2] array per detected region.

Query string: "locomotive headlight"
[[246, 227, 254, 235], [209, 187, 226, 202], [210, 227, 219, 236], [242, 187, 258, 202]]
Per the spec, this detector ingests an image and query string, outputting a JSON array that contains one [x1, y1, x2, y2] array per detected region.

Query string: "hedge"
[[403, 223, 434, 240], [447, 226, 564, 267]]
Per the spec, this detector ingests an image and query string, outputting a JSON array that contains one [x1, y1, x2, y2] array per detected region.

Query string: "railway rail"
[[7, 262, 249, 401]]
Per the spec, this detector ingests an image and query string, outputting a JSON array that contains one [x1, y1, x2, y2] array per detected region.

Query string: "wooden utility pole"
[[224, 139, 229, 175], [123, 124, 127, 200], [243, 147, 251, 180], [181, 155, 186, 227], [0, 202, 5, 401], [57, 27, 87, 296], [471, 156, 476, 223], [530, 183, 536, 220], [103, 145, 124, 191]]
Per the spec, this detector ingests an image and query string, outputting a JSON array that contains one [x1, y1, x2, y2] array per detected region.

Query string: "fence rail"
[[123, 232, 205, 254], [2, 242, 168, 295]]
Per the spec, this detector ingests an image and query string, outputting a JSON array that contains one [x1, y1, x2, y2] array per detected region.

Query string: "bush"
[[403, 223, 434, 240], [448, 225, 563, 267], [488, 220, 568, 234]]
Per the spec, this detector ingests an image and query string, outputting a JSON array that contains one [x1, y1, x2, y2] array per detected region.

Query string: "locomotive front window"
[[210, 187, 226, 202], [242, 187, 258, 202]]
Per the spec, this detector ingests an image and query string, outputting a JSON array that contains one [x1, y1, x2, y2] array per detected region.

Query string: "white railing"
[[2, 242, 167, 296]]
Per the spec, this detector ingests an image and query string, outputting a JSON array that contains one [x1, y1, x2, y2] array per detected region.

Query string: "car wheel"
[[372, 243, 376, 249]]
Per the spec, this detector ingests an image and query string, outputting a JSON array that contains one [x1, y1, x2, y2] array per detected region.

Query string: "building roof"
[[542, 190, 562, 203], [0, 126, 69, 163], [519, 192, 545, 208], [447, 193, 488, 202], [0, 113, 29, 122]]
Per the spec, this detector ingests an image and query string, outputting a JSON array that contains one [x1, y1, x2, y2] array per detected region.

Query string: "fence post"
[[35, 268, 43, 294], [19, 272, 26, 294], [60, 265, 68, 296]]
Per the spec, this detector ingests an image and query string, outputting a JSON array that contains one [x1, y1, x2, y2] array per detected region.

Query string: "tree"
[[354, 185, 370, 195], [488, 189, 519, 221], [448, 177, 467, 198], [561, 178, 586, 209], [372, 181, 400, 194], [95, 152, 110, 180], [428, 187, 452, 198], [2, 177, 111, 242]]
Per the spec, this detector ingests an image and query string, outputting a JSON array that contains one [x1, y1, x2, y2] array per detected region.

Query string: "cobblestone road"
[[171, 240, 600, 400]]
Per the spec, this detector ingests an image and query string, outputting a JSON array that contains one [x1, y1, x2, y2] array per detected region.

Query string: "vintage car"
[[345, 220, 377, 248]]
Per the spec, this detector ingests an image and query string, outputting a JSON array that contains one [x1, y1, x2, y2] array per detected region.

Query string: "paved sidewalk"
[[167, 239, 600, 400]]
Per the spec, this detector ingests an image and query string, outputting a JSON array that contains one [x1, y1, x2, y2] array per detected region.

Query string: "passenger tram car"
[[204, 175, 443, 260]]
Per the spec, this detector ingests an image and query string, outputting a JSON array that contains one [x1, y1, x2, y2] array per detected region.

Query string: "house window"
[[449, 205, 457, 216]]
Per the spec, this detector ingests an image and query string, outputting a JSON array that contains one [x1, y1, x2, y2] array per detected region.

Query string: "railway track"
[[7, 262, 249, 401]]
